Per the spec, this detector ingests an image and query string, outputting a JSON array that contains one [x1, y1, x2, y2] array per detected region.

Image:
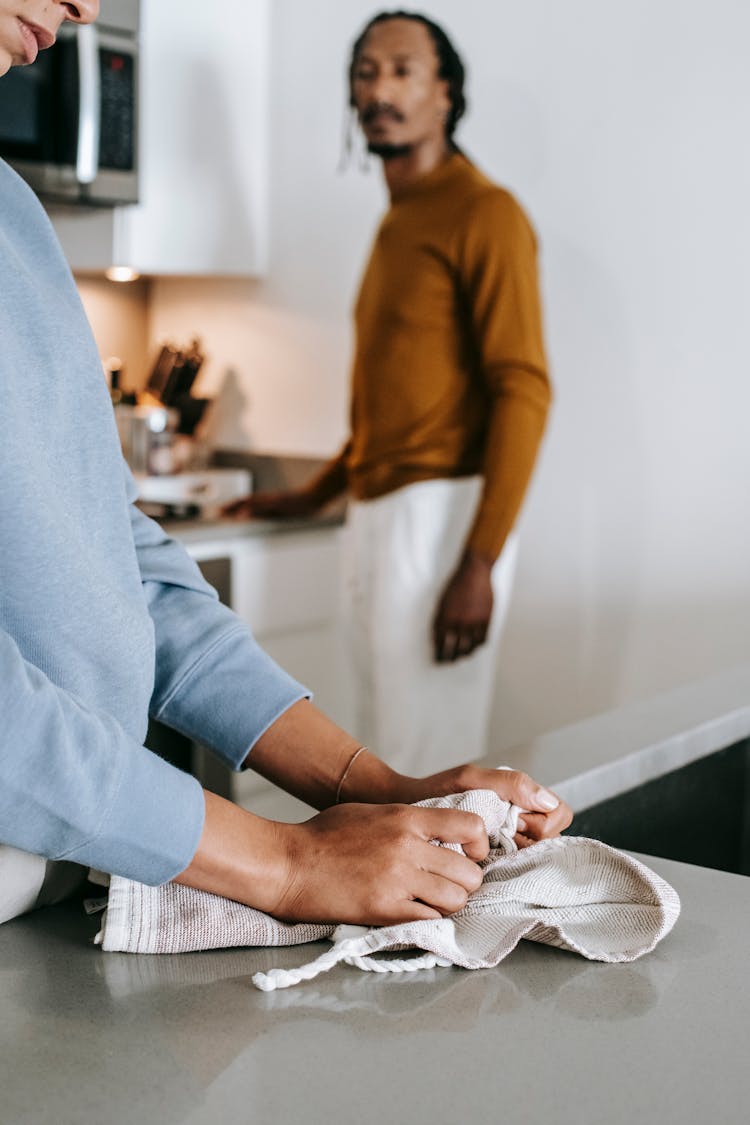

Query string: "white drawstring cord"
[[252, 925, 452, 992]]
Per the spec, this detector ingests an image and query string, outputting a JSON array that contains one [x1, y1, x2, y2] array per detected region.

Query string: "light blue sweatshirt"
[[0, 159, 307, 884]]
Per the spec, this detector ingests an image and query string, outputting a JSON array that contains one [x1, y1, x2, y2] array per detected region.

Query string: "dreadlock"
[[348, 10, 467, 141]]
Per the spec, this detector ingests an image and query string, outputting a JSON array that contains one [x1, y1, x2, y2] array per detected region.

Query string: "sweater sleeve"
[[129, 497, 309, 768], [0, 623, 206, 885], [457, 190, 552, 560], [0, 486, 309, 887], [301, 440, 352, 507]]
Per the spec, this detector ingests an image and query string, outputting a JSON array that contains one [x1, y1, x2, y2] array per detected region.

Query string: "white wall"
[[76, 276, 151, 387], [147, 0, 750, 747]]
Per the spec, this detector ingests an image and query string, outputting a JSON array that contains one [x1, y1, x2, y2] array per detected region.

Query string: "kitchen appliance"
[[0, 0, 139, 205], [135, 469, 253, 520], [115, 403, 180, 476]]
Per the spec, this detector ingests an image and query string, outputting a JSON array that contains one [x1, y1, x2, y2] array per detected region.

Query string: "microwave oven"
[[0, 2, 139, 206]]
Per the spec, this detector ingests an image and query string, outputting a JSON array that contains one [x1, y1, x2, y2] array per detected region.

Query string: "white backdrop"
[[149, 1, 750, 747]]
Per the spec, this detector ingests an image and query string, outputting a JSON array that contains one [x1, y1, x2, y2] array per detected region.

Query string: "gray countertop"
[[1, 851, 747, 1124], [139, 449, 347, 546], [492, 663, 750, 812], [4, 667, 750, 1122], [160, 505, 345, 547]]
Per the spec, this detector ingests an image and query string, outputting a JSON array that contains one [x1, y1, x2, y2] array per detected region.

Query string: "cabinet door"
[[184, 528, 354, 731], [52, 0, 269, 277], [234, 529, 354, 731], [261, 621, 353, 733], [233, 530, 341, 636]]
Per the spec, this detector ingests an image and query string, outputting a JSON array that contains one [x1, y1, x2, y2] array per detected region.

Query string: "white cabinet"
[[232, 528, 352, 729], [52, 0, 269, 277], [185, 527, 354, 820]]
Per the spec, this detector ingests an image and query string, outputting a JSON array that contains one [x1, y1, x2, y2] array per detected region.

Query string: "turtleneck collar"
[[388, 149, 470, 204]]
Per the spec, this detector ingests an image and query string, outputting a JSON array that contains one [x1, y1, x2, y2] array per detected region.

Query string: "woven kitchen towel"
[[95, 789, 680, 990]]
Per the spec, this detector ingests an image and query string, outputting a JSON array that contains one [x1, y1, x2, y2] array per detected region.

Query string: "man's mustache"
[[360, 102, 405, 125]]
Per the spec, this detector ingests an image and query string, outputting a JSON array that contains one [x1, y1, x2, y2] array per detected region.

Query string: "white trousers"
[[341, 477, 517, 776], [0, 845, 87, 925]]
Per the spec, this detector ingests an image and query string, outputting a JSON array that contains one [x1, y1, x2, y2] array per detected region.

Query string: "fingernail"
[[536, 789, 559, 810]]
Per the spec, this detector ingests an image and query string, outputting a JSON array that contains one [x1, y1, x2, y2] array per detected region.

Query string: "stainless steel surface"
[[115, 404, 178, 475], [1, 853, 746, 1124], [75, 25, 100, 186], [99, 0, 139, 35], [0, 15, 139, 206]]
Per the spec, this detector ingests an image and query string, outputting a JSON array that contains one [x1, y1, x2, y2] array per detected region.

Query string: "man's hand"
[[221, 488, 320, 521], [433, 550, 494, 662], [391, 764, 573, 849], [271, 802, 489, 924]]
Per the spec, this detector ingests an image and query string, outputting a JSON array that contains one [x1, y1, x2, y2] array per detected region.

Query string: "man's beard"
[[367, 140, 414, 160]]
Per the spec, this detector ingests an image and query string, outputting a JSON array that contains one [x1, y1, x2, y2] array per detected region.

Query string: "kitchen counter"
[[150, 450, 347, 545], [159, 501, 345, 547], [1, 851, 747, 1124], [492, 662, 750, 813], [3, 669, 749, 1123]]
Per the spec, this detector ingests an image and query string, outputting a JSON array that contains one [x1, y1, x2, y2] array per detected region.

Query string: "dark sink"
[[567, 738, 750, 875]]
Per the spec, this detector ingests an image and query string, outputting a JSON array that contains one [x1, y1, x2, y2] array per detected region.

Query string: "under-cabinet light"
[[105, 266, 141, 283]]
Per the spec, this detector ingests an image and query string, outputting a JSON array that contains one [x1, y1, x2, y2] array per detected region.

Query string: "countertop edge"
[[161, 508, 346, 546], [486, 664, 750, 810]]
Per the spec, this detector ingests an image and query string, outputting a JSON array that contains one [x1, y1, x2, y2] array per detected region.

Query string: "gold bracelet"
[[335, 745, 367, 804]]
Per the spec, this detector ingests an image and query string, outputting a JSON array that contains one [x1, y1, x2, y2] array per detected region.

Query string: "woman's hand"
[[176, 790, 487, 926], [387, 764, 573, 849], [271, 802, 489, 924], [322, 732, 573, 850]]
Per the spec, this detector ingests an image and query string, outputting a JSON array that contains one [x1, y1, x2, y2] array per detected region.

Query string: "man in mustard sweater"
[[227, 12, 551, 773]]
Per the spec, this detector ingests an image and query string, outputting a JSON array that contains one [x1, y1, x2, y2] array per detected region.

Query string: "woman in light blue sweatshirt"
[[0, 0, 570, 928]]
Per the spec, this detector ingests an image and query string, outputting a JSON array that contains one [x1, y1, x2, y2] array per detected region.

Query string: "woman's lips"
[[18, 20, 56, 65]]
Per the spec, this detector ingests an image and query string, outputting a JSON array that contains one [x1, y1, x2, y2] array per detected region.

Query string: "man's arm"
[[222, 442, 351, 521], [433, 190, 551, 662]]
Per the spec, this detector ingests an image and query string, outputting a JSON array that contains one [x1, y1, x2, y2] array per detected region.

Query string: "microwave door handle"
[[75, 24, 100, 184]]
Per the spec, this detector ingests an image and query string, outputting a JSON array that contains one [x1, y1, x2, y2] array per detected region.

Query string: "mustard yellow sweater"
[[308, 153, 551, 561]]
